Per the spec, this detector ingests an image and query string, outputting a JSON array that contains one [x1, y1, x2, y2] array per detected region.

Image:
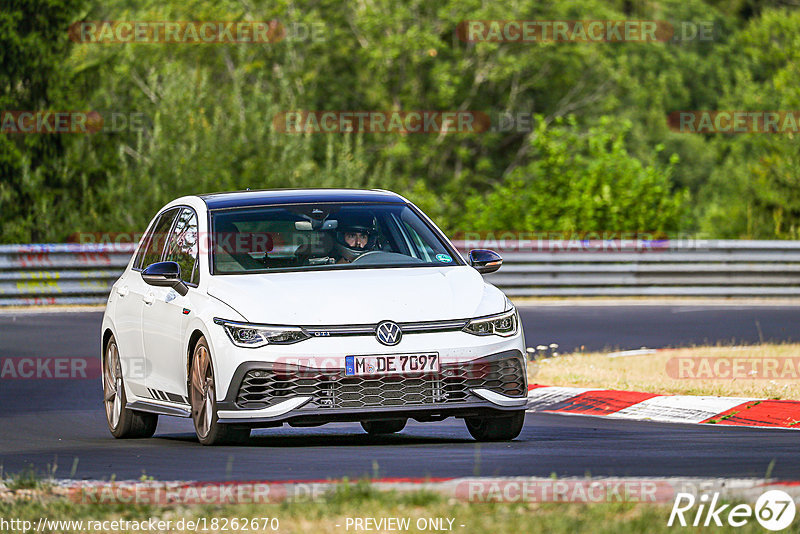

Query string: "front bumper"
[[216, 350, 527, 426]]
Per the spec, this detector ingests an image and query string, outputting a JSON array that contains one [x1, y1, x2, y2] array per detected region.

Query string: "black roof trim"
[[198, 189, 406, 210]]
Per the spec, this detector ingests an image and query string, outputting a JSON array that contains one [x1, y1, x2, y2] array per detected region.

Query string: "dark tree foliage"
[[0, 0, 85, 241], [1, 0, 799, 241]]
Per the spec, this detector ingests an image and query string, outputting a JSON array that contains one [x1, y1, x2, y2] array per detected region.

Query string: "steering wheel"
[[350, 251, 382, 264]]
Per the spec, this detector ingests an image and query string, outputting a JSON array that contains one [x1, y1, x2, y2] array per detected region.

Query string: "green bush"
[[2, 0, 800, 241]]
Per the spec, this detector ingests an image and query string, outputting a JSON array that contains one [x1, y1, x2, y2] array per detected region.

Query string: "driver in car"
[[334, 213, 379, 263]]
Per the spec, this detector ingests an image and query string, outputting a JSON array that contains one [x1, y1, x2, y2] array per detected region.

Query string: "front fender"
[[182, 293, 246, 400]]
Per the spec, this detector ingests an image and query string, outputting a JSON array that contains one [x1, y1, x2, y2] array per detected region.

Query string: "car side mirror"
[[141, 261, 189, 296], [468, 249, 503, 274]]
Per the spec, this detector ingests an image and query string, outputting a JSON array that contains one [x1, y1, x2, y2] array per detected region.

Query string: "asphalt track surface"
[[0, 305, 798, 481]]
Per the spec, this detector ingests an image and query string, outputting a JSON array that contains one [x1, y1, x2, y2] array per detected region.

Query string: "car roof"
[[198, 189, 407, 210]]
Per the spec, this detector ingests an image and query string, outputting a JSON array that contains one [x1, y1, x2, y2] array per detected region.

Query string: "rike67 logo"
[[668, 490, 796, 530]]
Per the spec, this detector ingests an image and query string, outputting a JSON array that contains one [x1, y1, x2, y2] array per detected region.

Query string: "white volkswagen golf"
[[101, 189, 527, 445]]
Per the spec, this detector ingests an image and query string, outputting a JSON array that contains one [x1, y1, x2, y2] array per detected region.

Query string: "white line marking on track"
[[607, 349, 657, 358], [607, 395, 755, 424], [526, 386, 599, 411]]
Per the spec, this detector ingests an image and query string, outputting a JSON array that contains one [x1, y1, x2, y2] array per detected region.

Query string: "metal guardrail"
[[1, 240, 800, 306], [0, 243, 134, 306], [452, 239, 800, 297]]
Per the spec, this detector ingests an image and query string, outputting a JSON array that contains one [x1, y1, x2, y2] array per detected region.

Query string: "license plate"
[[344, 353, 439, 376]]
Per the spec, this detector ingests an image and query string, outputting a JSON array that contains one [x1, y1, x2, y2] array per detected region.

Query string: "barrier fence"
[[1, 240, 800, 306], [458, 239, 800, 297], [0, 243, 135, 306]]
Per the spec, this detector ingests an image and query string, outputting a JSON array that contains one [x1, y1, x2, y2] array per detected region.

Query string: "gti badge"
[[375, 321, 402, 346]]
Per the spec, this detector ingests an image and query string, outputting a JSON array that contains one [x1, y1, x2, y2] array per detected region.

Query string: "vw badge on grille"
[[375, 321, 402, 346]]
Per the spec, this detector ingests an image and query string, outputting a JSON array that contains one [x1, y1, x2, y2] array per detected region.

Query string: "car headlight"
[[213, 318, 310, 347], [463, 309, 518, 337]]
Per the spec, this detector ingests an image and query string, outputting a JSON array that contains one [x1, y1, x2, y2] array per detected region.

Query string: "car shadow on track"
[[153, 432, 475, 447]]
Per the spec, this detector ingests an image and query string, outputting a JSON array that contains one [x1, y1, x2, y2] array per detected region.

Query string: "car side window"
[[133, 215, 163, 270], [163, 208, 200, 285], [132, 232, 149, 271], [137, 208, 180, 270], [399, 212, 441, 262]]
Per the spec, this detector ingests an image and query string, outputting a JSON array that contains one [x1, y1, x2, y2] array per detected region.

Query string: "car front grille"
[[235, 356, 526, 410]]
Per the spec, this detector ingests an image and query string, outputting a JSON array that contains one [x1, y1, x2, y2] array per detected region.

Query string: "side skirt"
[[127, 400, 191, 418]]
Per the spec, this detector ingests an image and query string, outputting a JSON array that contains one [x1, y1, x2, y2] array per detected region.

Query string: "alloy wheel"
[[190, 344, 215, 439], [103, 341, 123, 429]]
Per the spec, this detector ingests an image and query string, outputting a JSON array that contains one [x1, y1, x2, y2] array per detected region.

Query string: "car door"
[[114, 208, 179, 398], [141, 207, 200, 403]]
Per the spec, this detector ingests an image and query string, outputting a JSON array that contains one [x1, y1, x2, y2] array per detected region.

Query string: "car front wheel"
[[465, 411, 525, 441], [189, 336, 250, 446]]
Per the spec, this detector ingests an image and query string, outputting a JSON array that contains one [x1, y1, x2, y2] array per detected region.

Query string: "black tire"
[[361, 418, 407, 435], [465, 411, 525, 441], [189, 336, 250, 446], [104, 335, 158, 439]]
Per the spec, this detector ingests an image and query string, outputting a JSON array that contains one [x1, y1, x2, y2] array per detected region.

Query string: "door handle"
[[143, 293, 155, 306], [116, 285, 129, 297]]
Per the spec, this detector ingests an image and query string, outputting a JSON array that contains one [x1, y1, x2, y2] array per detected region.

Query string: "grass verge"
[[529, 343, 800, 399], [0, 481, 775, 534]]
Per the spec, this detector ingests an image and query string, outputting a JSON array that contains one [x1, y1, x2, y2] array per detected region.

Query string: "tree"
[[462, 117, 688, 234], [0, 0, 85, 241]]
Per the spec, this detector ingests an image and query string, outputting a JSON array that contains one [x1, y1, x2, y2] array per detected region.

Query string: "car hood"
[[207, 266, 507, 324]]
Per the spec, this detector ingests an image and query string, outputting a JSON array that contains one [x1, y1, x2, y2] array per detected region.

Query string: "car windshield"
[[210, 203, 460, 273]]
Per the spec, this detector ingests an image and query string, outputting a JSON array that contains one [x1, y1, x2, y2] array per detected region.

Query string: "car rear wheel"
[[190, 337, 250, 446], [103, 335, 158, 439], [465, 411, 525, 441], [361, 418, 407, 435]]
